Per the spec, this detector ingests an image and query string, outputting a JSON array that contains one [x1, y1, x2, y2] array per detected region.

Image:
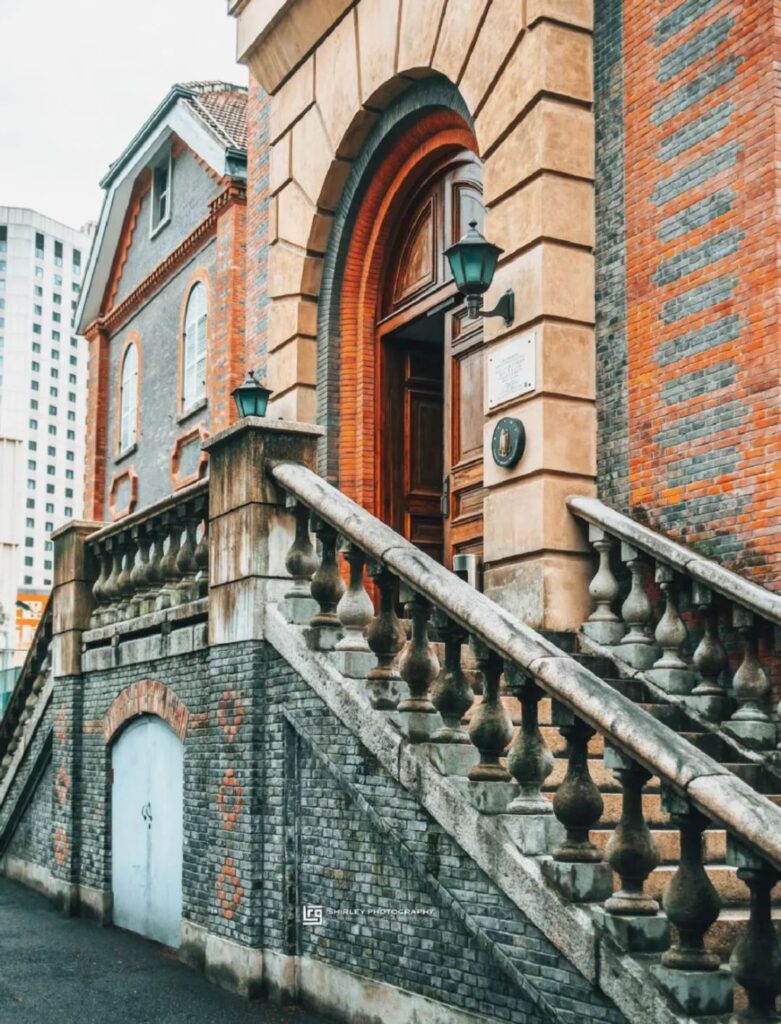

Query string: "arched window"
[[119, 342, 138, 452], [182, 282, 207, 410]]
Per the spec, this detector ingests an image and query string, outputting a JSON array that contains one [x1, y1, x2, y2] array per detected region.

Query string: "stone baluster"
[[91, 541, 111, 626], [156, 512, 182, 610], [366, 563, 406, 709], [284, 499, 319, 600], [194, 515, 209, 599], [505, 667, 553, 813], [431, 615, 473, 743], [335, 542, 373, 652], [583, 527, 623, 644], [115, 534, 136, 622], [689, 583, 730, 722], [309, 517, 345, 643], [397, 589, 439, 716], [102, 538, 123, 622], [727, 839, 781, 1023], [604, 750, 660, 916], [726, 609, 775, 750], [551, 709, 604, 863], [176, 504, 199, 603], [649, 566, 693, 695], [659, 791, 720, 971], [620, 546, 654, 643], [467, 643, 512, 781], [128, 524, 151, 619], [544, 705, 611, 902], [143, 519, 166, 611], [652, 566, 688, 668]]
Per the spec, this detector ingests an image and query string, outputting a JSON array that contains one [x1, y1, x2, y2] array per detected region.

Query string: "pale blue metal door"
[[111, 716, 184, 947]]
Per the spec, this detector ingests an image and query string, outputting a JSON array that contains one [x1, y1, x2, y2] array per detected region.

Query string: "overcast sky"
[[0, 0, 246, 229]]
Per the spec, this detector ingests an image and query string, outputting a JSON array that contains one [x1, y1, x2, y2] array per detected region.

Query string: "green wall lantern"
[[231, 371, 272, 418], [444, 219, 514, 326]]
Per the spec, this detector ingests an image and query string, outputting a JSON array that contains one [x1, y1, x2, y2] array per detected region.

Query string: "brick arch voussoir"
[[103, 680, 189, 744], [314, 76, 476, 483]]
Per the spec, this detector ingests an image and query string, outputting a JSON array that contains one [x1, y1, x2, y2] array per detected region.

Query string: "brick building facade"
[[2, 4, 781, 1024]]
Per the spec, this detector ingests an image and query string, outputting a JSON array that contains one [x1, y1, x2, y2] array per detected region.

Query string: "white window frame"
[[182, 282, 207, 412], [149, 148, 172, 237], [119, 343, 138, 454]]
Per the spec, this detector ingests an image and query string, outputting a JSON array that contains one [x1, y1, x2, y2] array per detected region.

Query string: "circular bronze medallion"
[[491, 417, 525, 469]]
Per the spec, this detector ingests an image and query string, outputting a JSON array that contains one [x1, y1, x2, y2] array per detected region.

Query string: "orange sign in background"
[[14, 591, 49, 666]]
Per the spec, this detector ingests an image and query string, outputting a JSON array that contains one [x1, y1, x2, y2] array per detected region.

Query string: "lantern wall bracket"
[[465, 289, 515, 327]]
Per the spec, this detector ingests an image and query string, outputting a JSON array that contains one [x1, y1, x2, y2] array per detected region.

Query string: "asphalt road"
[[0, 878, 334, 1024]]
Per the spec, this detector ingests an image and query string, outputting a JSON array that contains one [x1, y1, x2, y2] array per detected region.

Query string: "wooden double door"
[[377, 151, 485, 569]]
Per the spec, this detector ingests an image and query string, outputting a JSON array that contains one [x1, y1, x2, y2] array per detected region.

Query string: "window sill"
[[115, 442, 137, 465], [149, 214, 171, 240], [177, 398, 207, 424]]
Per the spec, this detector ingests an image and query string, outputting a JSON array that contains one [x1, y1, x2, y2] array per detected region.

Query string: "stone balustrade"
[[269, 457, 781, 1022], [567, 494, 781, 755], [86, 480, 209, 630]]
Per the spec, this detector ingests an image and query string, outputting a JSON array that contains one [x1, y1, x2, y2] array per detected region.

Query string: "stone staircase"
[[268, 455, 781, 1023]]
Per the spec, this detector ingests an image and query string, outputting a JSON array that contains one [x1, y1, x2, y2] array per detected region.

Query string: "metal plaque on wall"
[[487, 331, 536, 409]]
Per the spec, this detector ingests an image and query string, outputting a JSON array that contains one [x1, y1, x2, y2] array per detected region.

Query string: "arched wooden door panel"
[[377, 150, 485, 568], [111, 716, 184, 948]]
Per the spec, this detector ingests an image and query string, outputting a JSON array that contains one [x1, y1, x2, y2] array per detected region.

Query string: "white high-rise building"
[[0, 207, 93, 673]]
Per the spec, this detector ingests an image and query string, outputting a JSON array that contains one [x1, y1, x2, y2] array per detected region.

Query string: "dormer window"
[[150, 149, 172, 235]]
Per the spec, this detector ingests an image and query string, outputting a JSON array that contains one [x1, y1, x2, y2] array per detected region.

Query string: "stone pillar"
[[194, 417, 322, 995], [204, 417, 324, 645], [50, 520, 101, 914], [478, 16, 596, 632]]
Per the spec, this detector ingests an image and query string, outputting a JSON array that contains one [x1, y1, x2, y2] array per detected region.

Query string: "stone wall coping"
[[269, 459, 781, 874], [82, 597, 208, 646], [567, 494, 781, 627], [203, 416, 325, 453], [87, 478, 209, 546], [50, 519, 106, 542]]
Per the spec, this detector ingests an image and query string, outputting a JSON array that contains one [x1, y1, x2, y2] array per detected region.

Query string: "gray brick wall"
[[114, 150, 220, 305], [4, 641, 627, 1023], [105, 239, 216, 510], [594, 0, 629, 511]]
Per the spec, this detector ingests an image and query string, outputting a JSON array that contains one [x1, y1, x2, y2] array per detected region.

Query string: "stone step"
[[722, 762, 779, 795], [678, 730, 733, 760], [572, 653, 616, 679], [600, 676, 652, 702], [646, 865, 747, 906], [636, 702, 689, 730], [705, 908, 781, 961]]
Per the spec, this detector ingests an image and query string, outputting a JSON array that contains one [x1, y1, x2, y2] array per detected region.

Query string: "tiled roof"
[[181, 81, 248, 152]]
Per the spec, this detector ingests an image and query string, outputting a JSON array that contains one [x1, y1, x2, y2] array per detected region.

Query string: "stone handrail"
[[567, 494, 781, 628], [87, 477, 208, 546], [269, 458, 781, 876], [85, 479, 209, 629], [0, 601, 52, 764]]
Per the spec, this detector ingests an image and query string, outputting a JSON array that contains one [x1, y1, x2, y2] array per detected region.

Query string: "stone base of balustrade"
[[582, 620, 626, 645], [284, 595, 319, 625], [448, 780, 520, 815], [305, 624, 344, 652], [501, 814, 564, 856], [541, 858, 613, 903], [645, 666, 697, 695], [423, 742, 479, 777], [611, 641, 659, 671], [593, 908, 670, 954], [331, 650, 375, 679], [649, 964, 733, 1017], [722, 717, 778, 751], [685, 692, 732, 724], [390, 709, 444, 744]]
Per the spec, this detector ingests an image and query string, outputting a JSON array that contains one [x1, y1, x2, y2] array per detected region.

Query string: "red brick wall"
[[212, 196, 247, 433], [82, 325, 110, 522], [622, 0, 781, 590]]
